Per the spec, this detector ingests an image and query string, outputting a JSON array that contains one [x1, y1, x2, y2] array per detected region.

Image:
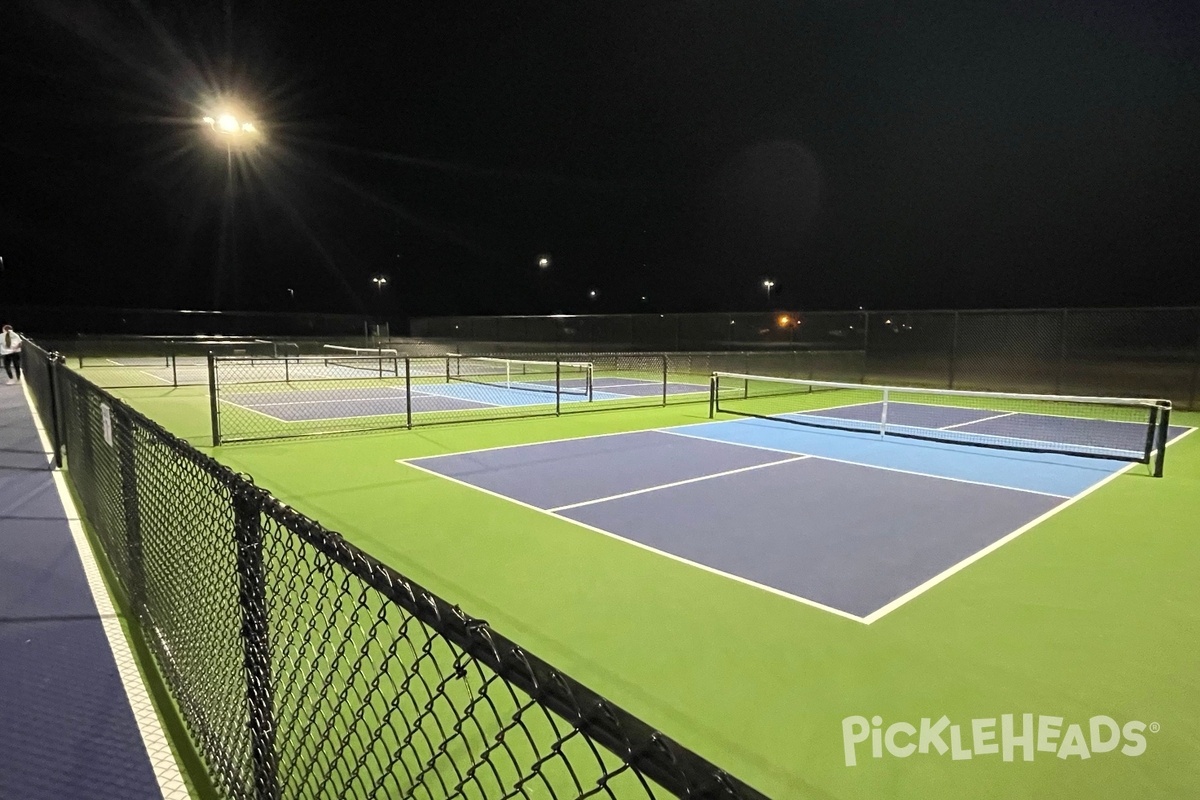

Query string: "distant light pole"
[[763, 279, 776, 303], [371, 274, 389, 297], [200, 106, 261, 309]]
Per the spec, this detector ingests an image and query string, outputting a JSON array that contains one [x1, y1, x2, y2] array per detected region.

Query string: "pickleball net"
[[321, 344, 400, 377], [710, 372, 1173, 475], [446, 354, 593, 398]]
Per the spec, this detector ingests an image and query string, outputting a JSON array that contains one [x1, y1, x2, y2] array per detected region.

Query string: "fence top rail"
[[413, 305, 1200, 321]]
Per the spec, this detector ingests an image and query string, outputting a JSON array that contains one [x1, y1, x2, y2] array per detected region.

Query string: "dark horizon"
[[3, 0, 1199, 321]]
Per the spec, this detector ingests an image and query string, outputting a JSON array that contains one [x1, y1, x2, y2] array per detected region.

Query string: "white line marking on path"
[[548, 456, 811, 512], [21, 382, 188, 800]]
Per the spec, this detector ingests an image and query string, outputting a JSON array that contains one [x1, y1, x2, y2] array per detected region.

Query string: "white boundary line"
[[655, 428, 1074, 499], [20, 382, 186, 800], [548, 456, 811, 512], [399, 416, 1198, 626], [398, 458, 868, 624], [102, 358, 174, 386], [865, 426, 1199, 623], [863, 458, 1136, 623], [938, 411, 1016, 430], [398, 427, 664, 462]]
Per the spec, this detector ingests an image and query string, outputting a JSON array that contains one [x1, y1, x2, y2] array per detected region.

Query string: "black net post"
[[662, 353, 669, 406], [171, 354, 178, 387], [208, 352, 222, 446], [555, 359, 561, 416], [1153, 404, 1171, 478], [404, 357, 412, 429], [233, 485, 279, 800], [708, 375, 717, 418]]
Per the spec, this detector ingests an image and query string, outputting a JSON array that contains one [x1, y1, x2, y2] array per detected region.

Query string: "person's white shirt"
[[0, 330, 22, 355]]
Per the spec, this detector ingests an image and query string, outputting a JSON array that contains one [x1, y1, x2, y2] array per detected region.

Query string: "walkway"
[[0, 382, 185, 798]]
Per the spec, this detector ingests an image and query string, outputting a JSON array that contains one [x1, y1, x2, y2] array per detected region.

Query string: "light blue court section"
[[667, 417, 1126, 497], [415, 382, 628, 407]]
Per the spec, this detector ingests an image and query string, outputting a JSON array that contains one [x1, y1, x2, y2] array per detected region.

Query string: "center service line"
[[548, 455, 811, 512]]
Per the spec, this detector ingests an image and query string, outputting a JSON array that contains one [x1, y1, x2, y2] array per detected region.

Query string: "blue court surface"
[[402, 410, 1192, 622], [225, 376, 708, 422]]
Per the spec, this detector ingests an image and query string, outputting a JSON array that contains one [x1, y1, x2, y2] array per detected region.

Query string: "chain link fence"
[[21, 340, 768, 800], [414, 308, 1200, 411]]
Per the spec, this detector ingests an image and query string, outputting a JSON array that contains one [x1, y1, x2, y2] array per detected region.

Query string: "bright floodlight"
[[537, 254, 551, 269], [201, 106, 262, 146], [778, 315, 791, 327]]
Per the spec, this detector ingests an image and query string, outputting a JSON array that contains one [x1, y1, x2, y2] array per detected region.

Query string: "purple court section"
[[0, 388, 162, 800], [562, 458, 1058, 617], [408, 426, 1086, 618], [410, 431, 788, 510]]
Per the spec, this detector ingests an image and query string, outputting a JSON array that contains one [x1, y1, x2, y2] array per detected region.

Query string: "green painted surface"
[[109, 381, 1200, 799]]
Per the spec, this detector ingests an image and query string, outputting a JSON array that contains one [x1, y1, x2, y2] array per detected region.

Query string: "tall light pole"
[[371, 274, 389, 297], [763, 279, 775, 304], [201, 108, 261, 309]]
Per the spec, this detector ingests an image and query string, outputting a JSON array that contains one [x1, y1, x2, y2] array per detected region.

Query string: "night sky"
[[3, 0, 1199, 319]]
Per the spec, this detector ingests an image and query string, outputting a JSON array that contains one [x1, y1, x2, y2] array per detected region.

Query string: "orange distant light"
[[778, 315, 791, 327]]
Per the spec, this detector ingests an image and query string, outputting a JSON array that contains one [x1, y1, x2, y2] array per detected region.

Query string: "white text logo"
[[842, 715, 1155, 767]]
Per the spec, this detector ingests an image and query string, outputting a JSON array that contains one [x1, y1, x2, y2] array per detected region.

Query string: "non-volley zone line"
[[400, 426, 1139, 621]]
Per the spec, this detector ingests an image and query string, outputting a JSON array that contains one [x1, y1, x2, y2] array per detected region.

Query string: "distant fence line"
[[3, 304, 395, 339], [413, 308, 1200, 410]]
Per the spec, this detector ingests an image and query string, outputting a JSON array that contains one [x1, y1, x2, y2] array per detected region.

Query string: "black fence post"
[[1190, 316, 1200, 412], [233, 486, 279, 800], [1054, 309, 1068, 394], [948, 311, 960, 389], [47, 353, 64, 468], [115, 408, 145, 614], [207, 352, 222, 446]]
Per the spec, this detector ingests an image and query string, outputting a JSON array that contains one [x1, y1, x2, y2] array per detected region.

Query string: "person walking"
[[1, 325, 23, 384]]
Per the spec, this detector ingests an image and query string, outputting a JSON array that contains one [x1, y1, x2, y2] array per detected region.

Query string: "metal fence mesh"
[[22, 340, 766, 800], [413, 308, 1200, 410]]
